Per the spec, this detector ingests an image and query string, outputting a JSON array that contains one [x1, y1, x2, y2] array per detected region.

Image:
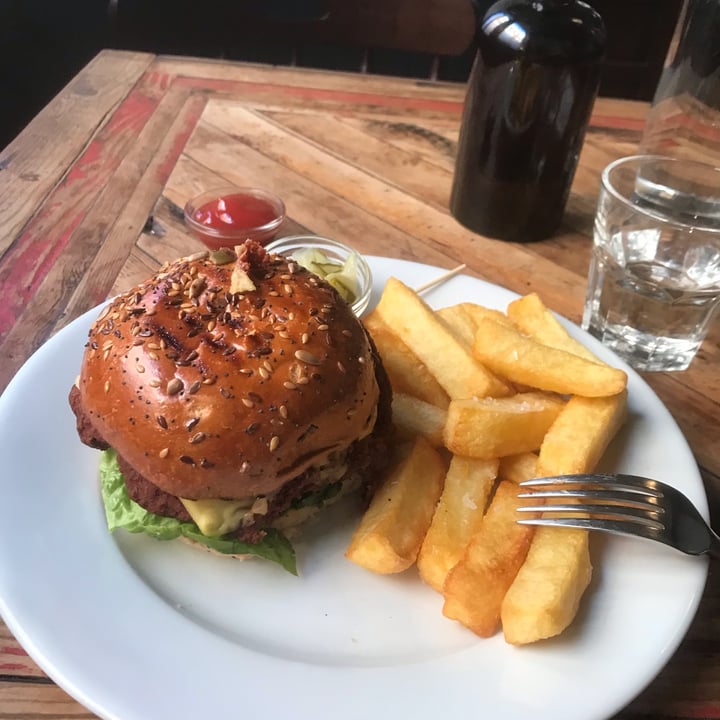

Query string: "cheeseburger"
[[69, 240, 392, 573]]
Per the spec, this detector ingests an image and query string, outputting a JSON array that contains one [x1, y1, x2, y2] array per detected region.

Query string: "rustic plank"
[[264, 110, 454, 207], [0, 680, 94, 719], [54, 89, 206, 333], [0, 624, 43, 679], [0, 50, 154, 259], [153, 55, 468, 102]]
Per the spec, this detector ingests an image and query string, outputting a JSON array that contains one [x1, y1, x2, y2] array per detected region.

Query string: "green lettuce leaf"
[[98, 450, 297, 574]]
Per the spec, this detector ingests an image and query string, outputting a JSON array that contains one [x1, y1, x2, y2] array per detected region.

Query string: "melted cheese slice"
[[179, 497, 253, 536]]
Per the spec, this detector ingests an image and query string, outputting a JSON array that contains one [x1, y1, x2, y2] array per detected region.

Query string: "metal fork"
[[516, 474, 720, 559]]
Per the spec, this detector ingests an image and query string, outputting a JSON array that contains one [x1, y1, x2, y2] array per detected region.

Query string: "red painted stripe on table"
[[662, 701, 720, 718], [0, 662, 29, 671], [174, 76, 465, 114], [589, 114, 646, 132], [174, 76, 649, 131], [154, 93, 207, 185], [0, 82, 161, 337], [1, 646, 28, 656]]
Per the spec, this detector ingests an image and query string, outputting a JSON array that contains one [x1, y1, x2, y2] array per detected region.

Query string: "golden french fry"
[[443, 392, 565, 459], [364, 311, 450, 408], [345, 437, 445, 574], [418, 456, 499, 592], [392, 393, 447, 447], [472, 318, 628, 397], [506, 293, 600, 363], [442, 480, 536, 637], [537, 391, 628, 477], [437, 303, 513, 349], [501, 391, 627, 644], [499, 452, 539, 484], [501, 526, 592, 645], [375, 277, 511, 399], [462, 303, 516, 330]]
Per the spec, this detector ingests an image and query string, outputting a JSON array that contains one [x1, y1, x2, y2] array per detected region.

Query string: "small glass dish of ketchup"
[[183, 186, 286, 250], [265, 235, 372, 317]]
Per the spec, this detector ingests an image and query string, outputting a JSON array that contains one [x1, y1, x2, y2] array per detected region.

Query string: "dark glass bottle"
[[450, 0, 606, 242]]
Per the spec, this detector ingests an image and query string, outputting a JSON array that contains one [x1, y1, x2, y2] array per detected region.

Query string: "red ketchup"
[[188, 190, 284, 249]]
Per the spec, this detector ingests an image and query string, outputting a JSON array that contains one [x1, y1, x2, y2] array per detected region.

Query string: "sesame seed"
[[259, 367, 270, 380], [283, 381, 297, 390], [157, 415, 168, 429], [136, 364, 145, 374], [294, 349, 322, 365], [269, 435, 280, 452], [149, 378, 161, 388], [279, 404, 288, 419], [241, 398, 255, 408], [189, 432, 206, 444], [167, 378, 183, 395], [159, 447, 169, 458], [179, 455, 195, 465], [104, 380, 111, 393], [301, 333, 309, 344], [337, 361, 346, 373], [185, 417, 200, 431], [317, 324, 329, 331]]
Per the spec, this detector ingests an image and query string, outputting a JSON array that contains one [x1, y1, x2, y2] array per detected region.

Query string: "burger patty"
[[68, 343, 393, 543]]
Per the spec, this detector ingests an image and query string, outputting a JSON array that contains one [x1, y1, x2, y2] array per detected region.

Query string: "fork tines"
[[516, 474, 667, 533]]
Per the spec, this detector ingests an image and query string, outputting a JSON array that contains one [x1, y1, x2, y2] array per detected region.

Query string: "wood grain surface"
[[0, 49, 719, 720]]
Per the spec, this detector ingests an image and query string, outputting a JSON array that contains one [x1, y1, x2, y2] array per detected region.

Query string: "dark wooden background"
[[0, 0, 681, 151]]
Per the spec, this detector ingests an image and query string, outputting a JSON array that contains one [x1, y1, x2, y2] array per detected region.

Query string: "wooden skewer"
[[414, 263, 467, 294]]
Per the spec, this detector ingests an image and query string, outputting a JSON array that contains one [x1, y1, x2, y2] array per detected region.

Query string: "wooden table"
[[1, 49, 719, 720]]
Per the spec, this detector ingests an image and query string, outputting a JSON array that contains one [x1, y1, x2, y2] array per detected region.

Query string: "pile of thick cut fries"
[[346, 278, 628, 645]]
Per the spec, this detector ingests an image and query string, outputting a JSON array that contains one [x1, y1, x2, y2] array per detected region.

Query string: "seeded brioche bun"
[[76, 241, 381, 501]]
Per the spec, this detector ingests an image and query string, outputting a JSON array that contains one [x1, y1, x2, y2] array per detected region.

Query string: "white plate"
[[0, 257, 708, 720]]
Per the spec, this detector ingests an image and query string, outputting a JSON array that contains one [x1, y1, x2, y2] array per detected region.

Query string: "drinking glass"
[[583, 155, 720, 372], [640, 0, 720, 166]]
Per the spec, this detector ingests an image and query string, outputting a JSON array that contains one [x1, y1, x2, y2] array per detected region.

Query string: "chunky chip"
[[375, 278, 511, 399], [392, 393, 447, 447], [364, 311, 449, 408], [442, 481, 537, 637], [537, 391, 628, 477], [500, 391, 628, 644], [472, 318, 628, 397], [437, 303, 514, 349], [506, 293, 600, 362], [345, 437, 445, 574], [444, 392, 566, 459], [418, 456, 499, 592]]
